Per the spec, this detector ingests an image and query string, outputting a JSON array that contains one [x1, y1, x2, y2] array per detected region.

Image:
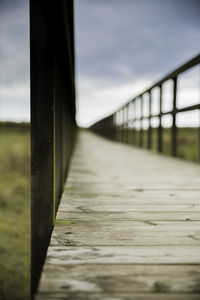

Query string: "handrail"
[[90, 54, 200, 161], [30, 0, 76, 295]]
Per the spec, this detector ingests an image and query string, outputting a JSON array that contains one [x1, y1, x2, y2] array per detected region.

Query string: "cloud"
[[0, 0, 199, 124], [77, 71, 200, 128], [76, 76, 151, 127], [75, 0, 200, 126], [0, 0, 29, 87], [0, 81, 29, 122], [75, 0, 200, 83], [0, 0, 29, 121], [0, 81, 29, 99]]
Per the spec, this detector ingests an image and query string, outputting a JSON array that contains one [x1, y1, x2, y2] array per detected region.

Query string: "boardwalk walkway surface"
[[36, 130, 200, 300]]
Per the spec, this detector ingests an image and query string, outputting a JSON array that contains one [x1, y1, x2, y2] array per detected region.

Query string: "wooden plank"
[[60, 191, 200, 207], [51, 236, 200, 246], [54, 219, 200, 226], [57, 211, 200, 221], [61, 191, 200, 202], [36, 131, 200, 298], [45, 246, 200, 264], [58, 205, 200, 212], [59, 201, 200, 208], [38, 264, 200, 293], [54, 219, 200, 227], [35, 292, 200, 300], [51, 221, 200, 246], [62, 190, 200, 197], [65, 181, 200, 190]]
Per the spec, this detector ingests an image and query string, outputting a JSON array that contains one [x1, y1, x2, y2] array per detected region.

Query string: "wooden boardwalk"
[[36, 130, 200, 300]]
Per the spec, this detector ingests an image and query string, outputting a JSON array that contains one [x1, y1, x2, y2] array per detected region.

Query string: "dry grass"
[[0, 123, 30, 300], [118, 127, 199, 163]]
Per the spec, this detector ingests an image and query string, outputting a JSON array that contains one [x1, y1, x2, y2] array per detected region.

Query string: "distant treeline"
[[0, 121, 30, 131]]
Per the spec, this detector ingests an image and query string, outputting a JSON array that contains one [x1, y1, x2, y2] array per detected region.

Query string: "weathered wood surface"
[[36, 293, 200, 300], [36, 130, 200, 299]]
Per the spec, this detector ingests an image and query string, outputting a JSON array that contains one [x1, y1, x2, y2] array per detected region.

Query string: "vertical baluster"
[[171, 77, 177, 156], [119, 110, 121, 142], [148, 90, 152, 149], [135, 98, 138, 145], [121, 108, 124, 143], [121, 109, 123, 142], [116, 111, 119, 141], [198, 112, 200, 163], [133, 100, 135, 145], [131, 101, 134, 144], [126, 103, 129, 144], [124, 106, 126, 143], [158, 85, 163, 152], [113, 113, 115, 140], [123, 106, 126, 143], [140, 96, 143, 147], [120, 109, 122, 142]]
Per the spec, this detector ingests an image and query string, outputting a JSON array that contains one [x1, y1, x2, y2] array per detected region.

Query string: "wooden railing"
[[30, 0, 76, 296], [91, 54, 200, 161]]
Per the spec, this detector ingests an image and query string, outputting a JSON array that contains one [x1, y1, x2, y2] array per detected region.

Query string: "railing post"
[[123, 106, 126, 143], [171, 77, 177, 156], [30, 1, 76, 295], [148, 90, 152, 149], [139, 96, 143, 147], [113, 112, 117, 140], [30, 2, 55, 294], [131, 100, 135, 144], [120, 109, 123, 143], [126, 103, 129, 143], [116, 110, 119, 141], [158, 85, 163, 152], [117, 111, 119, 141], [121, 107, 124, 143], [198, 120, 200, 163], [112, 113, 114, 140]]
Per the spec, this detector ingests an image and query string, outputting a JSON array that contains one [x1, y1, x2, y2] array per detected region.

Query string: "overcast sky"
[[0, 0, 199, 126], [75, 0, 200, 126], [0, 0, 29, 122]]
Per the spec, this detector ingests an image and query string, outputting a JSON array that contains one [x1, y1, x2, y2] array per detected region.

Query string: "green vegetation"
[[0, 123, 30, 300], [117, 127, 199, 163], [0, 123, 198, 299], [176, 127, 199, 162]]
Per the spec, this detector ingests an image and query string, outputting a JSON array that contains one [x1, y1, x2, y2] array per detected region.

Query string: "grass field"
[[116, 127, 199, 163], [0, 123, 30, 300]]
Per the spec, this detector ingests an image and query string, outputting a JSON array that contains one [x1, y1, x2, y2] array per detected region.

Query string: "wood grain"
[[36, 131, 200, 299]]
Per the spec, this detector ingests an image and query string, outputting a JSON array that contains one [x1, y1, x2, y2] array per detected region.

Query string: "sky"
[[0, 0, 200, 126], [75, 0, 200, 127], [0, 0, 29, 122]]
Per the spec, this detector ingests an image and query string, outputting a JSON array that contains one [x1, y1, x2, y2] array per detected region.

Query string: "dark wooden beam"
[[30, 0, 76, 296]]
